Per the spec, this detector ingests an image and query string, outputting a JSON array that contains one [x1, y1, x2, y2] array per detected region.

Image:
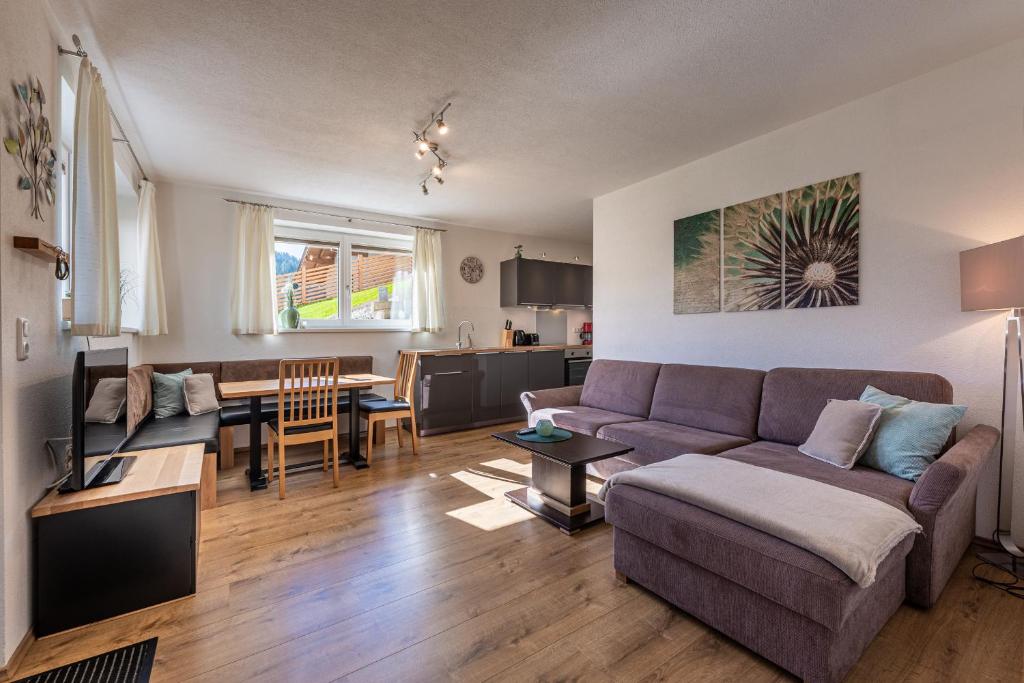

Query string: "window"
[[273, 221, 414, 330]]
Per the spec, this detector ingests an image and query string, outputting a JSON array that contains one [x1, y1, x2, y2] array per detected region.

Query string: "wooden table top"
[[218, 373, 396, 399], [32, 444, 205, 518]]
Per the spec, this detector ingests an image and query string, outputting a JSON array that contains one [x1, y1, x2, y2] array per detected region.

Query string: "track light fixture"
[[411, 102, 452, 195]]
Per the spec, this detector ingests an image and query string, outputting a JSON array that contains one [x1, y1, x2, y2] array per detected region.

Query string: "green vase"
[[279, 306, 300, 329]]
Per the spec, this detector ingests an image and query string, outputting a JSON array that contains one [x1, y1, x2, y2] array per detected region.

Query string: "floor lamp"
[[960, 236, 1024, 577]]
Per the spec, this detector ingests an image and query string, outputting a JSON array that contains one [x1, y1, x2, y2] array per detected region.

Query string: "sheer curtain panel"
[[412, 227, 445, 333], [137, 180, 167, 335], [71, 58, 120, 336], [230, 203, 277, 334]]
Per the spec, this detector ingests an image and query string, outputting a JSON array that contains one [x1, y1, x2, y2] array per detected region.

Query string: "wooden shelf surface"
[[32, 444, 205, 518], [13, 235, 63, 262]]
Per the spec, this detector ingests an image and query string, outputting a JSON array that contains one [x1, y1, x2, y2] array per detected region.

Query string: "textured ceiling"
[[50, 0, 1024, 241]]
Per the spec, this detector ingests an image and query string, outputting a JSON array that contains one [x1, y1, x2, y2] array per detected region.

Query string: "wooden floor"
[[12, 425, 1024, 682]]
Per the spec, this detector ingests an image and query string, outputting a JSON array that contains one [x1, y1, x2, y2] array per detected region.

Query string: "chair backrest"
[[394, 351, 418, 406], [277, 357, 340, 429]]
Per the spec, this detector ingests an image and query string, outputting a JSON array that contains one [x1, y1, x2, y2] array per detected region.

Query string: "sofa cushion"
[[598, 420, 750, 466], [649, 364, 765, 438], [604, 482, 914, 631], [719, 441, 914, 512], [579, 359, 661, 418], [533, 405, 644, 436], [758, 367, 953, 446], [124, 411, 220, 454]]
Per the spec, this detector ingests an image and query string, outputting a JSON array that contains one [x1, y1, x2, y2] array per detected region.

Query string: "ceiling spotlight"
[[436, 176, 445, 185], [432, 163, 444, 177], [415, 149, 426, 159], [421, 183, 429, 195], [417, 140, 430, 152], [437, 118, 449, 135]]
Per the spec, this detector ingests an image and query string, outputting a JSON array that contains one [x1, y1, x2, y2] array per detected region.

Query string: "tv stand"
[[32, 444, 203, 636], [59, 455, 136, 493]]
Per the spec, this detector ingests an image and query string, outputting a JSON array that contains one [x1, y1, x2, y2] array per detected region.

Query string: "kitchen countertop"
[[401, 344, 590, 356]]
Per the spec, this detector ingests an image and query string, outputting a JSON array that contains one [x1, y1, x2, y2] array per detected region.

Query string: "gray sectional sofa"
[[522, 359, 999, 683]]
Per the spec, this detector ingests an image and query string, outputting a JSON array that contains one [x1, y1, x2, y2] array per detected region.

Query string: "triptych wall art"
[[673, 173, 860, 314]]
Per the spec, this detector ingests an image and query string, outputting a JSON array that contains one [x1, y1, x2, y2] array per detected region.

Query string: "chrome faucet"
[[456, 320, 475, 350]]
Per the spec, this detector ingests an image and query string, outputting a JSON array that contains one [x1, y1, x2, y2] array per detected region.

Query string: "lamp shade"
[[960, 236, 1024, 311]]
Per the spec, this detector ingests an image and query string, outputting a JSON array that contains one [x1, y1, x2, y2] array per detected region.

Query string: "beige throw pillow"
[[184, 374, 220, 416], [798, 399, 883, 469], [84, 377, 127, 424]]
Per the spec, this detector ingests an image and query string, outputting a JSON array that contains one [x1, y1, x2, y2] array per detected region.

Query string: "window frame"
[[273, 221, 415, 332]]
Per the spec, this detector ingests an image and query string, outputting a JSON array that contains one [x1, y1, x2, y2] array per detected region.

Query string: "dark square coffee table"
[[493, 429, 634, 535]]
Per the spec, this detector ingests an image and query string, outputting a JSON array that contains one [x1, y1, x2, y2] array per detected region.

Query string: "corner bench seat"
[[123, 411, 220, 455]]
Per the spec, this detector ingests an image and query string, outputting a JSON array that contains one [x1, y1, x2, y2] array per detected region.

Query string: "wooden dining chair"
[[360, 351, 419, 463], [267, 358, 340, 499]]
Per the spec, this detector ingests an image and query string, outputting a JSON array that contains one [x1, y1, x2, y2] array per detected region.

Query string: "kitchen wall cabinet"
[[500, 257, 592, 308], [414, 349, 568, 435]]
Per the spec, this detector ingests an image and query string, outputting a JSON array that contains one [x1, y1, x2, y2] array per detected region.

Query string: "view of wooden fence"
[[275, 253, 413, 309], [276, 264, 338, 309]]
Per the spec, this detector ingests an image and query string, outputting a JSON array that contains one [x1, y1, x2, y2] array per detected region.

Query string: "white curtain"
[[230, 203, 277, 334], [71, 58, 120, 336], [136, 180, 167, 335], [412, 228, 445, 333]]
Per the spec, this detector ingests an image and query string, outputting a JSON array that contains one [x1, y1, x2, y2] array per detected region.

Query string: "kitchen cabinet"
[[413, 349, 570, 435], [417, 354, 474, 432], [472, 352, 503, 423], [499, 352, 530, 420], [553, 264, 590, 308], [500, 258, 592, 308], [528, 350, 564, 391]]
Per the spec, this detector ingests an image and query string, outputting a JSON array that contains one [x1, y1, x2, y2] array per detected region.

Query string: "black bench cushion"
[[219, 392, 385, 427], [123, 411, 220, 454], [359, 398, 410, 412]]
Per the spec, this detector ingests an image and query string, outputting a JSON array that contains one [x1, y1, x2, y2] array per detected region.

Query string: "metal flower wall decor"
[[4, 79, 57, 221]]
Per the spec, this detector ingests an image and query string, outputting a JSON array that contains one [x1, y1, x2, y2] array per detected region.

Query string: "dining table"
[[218, 373, 397, 491]]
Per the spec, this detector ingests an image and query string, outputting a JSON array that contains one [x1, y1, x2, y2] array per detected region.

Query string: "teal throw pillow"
[[153, 368, 193, 418], [858, 385, 966, 481]]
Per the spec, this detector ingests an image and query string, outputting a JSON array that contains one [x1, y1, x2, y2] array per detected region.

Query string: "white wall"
[[594, 38, 1024, 538], [141, 183, 591, 441]]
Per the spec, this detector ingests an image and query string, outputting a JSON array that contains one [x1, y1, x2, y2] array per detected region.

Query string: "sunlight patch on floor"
[[445, 458, 535, 531]]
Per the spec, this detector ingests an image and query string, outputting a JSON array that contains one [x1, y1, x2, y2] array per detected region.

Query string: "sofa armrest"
[[905, 424, 999, 607], [521, 385, 584, 416]]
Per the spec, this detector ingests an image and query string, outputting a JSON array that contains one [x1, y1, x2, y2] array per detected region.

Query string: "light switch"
[[16, 317, 29, 360]]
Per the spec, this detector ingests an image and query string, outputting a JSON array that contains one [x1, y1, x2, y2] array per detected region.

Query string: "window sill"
[[277, 326, 412, 334]]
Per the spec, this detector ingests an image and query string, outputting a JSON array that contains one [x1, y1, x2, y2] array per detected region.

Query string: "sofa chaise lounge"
[[522, 359, 998, 682]]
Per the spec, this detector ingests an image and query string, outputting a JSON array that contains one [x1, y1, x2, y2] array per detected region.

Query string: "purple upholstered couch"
[[522, 359, 998, 683]]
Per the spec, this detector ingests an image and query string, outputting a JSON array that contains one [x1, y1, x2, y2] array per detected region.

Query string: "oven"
[[564, 348, 593, 386]]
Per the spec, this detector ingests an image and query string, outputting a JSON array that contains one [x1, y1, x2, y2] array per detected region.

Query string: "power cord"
[[972, 531, 1024, 600], [44, 438, 72, 490]]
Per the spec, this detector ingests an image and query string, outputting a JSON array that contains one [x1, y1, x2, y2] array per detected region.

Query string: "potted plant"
[[279, 280, 300, 329]]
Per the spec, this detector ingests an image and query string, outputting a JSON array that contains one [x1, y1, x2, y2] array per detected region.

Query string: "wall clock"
[[460, 256, 484, 283]]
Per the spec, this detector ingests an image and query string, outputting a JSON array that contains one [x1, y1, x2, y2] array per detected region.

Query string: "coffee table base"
[[505, 487, 605, 535]]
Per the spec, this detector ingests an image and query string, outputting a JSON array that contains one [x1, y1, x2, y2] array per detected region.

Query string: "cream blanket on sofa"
[[598, 453, 921, 587]]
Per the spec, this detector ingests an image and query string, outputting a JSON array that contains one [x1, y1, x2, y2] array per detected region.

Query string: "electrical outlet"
[[16, 317, 29, 360]]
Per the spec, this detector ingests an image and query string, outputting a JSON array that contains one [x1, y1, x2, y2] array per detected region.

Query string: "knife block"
[[500, 329, 514, 348]]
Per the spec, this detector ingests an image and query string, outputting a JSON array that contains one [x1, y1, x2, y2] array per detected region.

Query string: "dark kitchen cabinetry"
[[528, 350, 564, 391], [499, 352, 530, 420], [414, 349, 568, 435], [472, 352, 504, 423], [553, 264, 590, 308], [417, 354, 475, 432], [500, 258, 592, 308]]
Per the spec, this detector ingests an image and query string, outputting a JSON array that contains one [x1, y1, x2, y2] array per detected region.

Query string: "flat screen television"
[[62, 347, 135, 492]]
